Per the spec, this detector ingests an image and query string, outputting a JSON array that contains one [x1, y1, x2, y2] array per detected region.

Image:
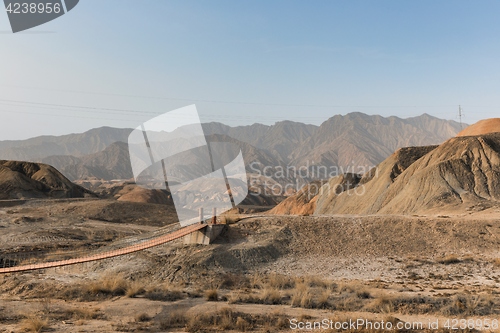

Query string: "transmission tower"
[[458, 105, 464, 130]]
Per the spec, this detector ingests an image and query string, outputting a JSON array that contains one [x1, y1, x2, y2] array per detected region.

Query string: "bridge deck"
[[0, 223, 207, 274]]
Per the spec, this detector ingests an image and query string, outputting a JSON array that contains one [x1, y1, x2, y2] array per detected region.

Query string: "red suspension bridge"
[[0, 223, 207, 274]]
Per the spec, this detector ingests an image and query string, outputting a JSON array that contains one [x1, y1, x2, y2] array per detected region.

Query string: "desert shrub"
[[205, 288, 218, 301], [186, 307, 234, 332], [230, 287, 283, 305], [219, 273, 249, 289], [267, 272, 295, 289], [300, 291, 314, 308], [48, 307, 105, 321], [442, 294, 497, 316], [86, 274, 128, 296], [57, 277, 128, 302], [228, 291, 261, 305], [144, 288, 184, 302], [236, 316, 251, 331], [365, 296, 394, 313], [334, 294, 365, 312], [72, 307, 105, 320], [217, 309, 234, 331], [364, 294, 450, 315], [316, 289, 332, 309], [438, 254, 461, 264], [19, 315, 48, 332], [159, 310, 188, 329], [261, 287, 282, 305], [304, 275, 330, 288], [250, 272, 263, 289], [357, 290, 371, 299], [126, 281, 146, 298], [179, 308, 292, 332], [135, 313, 151, 322], [275, 316, 289, 330], [339, 281, 368, 294], [290, 283, 314, 308]]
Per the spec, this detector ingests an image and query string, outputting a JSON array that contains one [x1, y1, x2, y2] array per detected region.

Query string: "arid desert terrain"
[[0, 116, 499, 332]]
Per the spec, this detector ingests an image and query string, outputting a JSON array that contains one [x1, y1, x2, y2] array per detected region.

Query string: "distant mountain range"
[[0, 113, 464, 183], [0, 127, 132, 160]]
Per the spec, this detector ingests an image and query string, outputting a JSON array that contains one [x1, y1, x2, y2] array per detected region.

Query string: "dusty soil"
[[0, 199, 499, 332]]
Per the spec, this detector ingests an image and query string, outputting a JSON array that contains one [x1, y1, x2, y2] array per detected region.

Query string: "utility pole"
[[458, 105, 464, 130]]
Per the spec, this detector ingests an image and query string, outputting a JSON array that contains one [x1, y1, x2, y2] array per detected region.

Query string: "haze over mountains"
[[0, 127, 132, 161], [0, 113, 463, 183]]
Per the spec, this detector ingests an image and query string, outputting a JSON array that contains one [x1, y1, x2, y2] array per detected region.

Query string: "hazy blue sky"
[[1, 0, 499, 139]]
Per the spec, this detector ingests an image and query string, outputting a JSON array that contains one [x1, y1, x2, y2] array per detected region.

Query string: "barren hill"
[[457, 118, 500, 137], [267, 180, 325, 215], [116, 185, 173, 205], [315, 132, 500, 215], [0, 160, 94, 200], [314, 146, 437, 214]]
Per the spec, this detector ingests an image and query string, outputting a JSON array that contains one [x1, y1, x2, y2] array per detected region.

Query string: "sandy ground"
[[0, 199, 499, 332]]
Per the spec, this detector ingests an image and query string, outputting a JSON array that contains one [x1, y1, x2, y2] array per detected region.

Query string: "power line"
[[0, 96, 479, 118], [0, 95, 490, 125], [0, 84, 461, 109]]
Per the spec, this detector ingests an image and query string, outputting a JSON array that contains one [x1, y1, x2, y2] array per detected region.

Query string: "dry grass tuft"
[[304, 275, 330, 288], [19, 315, 49, 332], [290, 283, 314, 308], [438, 254, 461, 265], [205, 288, 219, 301], [250, 272, 263, 289], [56, 276, 184, 302], [357, 290, 371, 299], [135, 313, 152, 322], [87, 274, 128, 296], [316, 288, 332, 309], [365, 296, 394, 313], [159, 310, 188, 330], [260, 287, 282, 305], [267, 272, 295, 289], [186, 307, 234, 332], [184, 308, 293, 332], [442, 294, 496, 316], [69, 307, 105, 320], [339, 281, 368, 294], [300, 290, 313, 308], [235, 316, 251, 331], [126, 281, 146, 298], [220, 273, 249, 289], [40, 305, 105, 322], [144, 287, 184, 302]]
